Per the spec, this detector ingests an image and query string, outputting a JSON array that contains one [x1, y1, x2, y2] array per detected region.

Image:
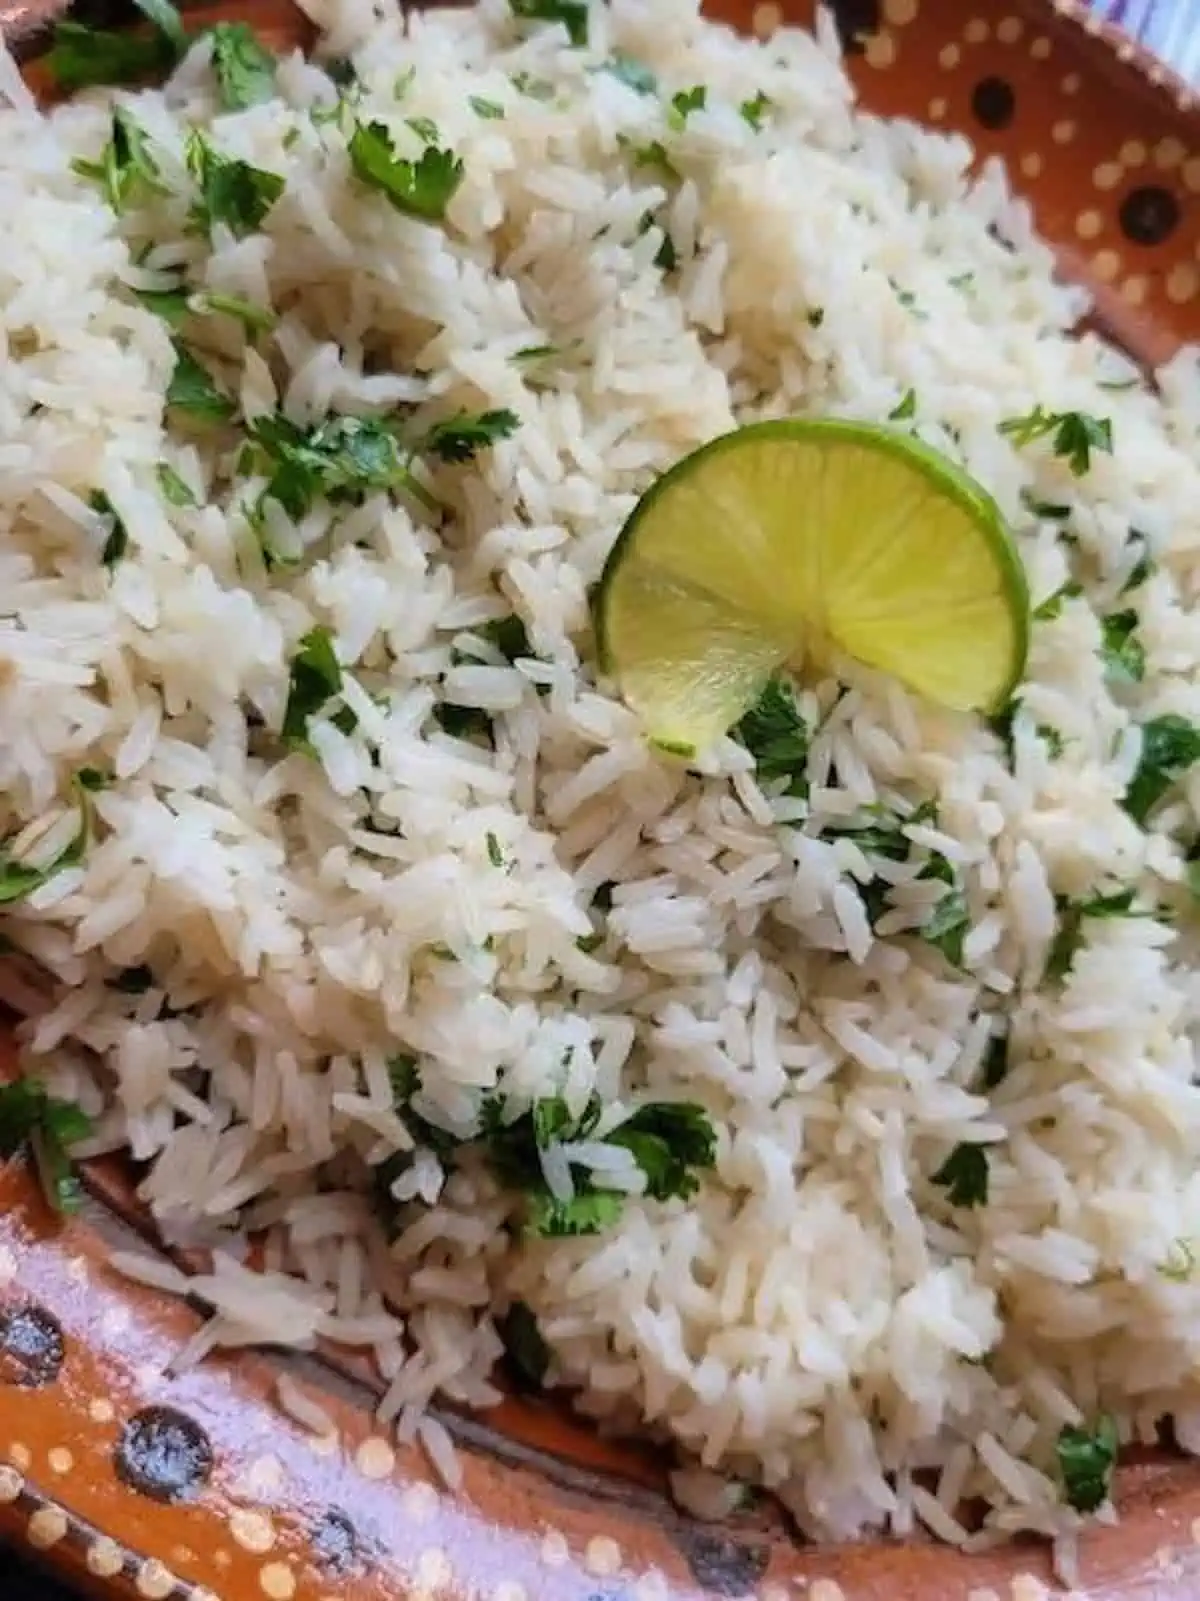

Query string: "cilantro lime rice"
[[2, 0, 1200, 1566]]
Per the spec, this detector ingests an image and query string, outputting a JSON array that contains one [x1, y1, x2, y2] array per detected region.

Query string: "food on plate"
[[1, 0, 1199, 1563]]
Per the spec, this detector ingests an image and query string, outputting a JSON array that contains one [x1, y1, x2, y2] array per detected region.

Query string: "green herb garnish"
[[600, 55, 657, 94], [469, 95, 506, 119], [923, 888, 970, 968], [249, 412, 422, 518], [1099, 609, 1144, 687], [72, 108, 165, 213], [739, 90, 771, 130], [209, 21, 276, 109], [89, 491, 129, 567], [281, 626, 345, 750], [999, 406, 1113, 476], [509, 0, 588, 47], [668, 85, 707, 130], [45, 0, 183, 91], [1033, 581, 1082, 622], [1123, 715, 1200, 826], [734, 677, 809, 793], [157, 464, 197, 507], [347, 122, 465, 222], [1046, 890, 1140, 982], [888, 388, 917, 421], [1057, 1416, 1118, 1513], [166, 339, 235, 422], [931, 1142, 989, 1208], [0, 1079, 93, 1213], [186, 132, 285, 238], [424, 408, 520, 463]]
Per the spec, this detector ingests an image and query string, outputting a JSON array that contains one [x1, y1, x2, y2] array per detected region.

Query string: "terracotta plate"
[[1, 2, 1199, 1598]]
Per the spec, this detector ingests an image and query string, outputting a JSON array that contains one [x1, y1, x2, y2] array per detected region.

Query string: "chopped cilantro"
[[486, 832, 505, 868], [600, 55, 657, 94], [607, 1101, 717, 1203], [46, 20, 174, 90], [433, 702, 494, 742], [511, 71, 555, 100], [136, 285, 190, 324], [1033, 581, 1082, 622], [209, 21, 276, 109], [740, 89, 771, 130], [636, 209, 677, 271], [668, 85, 707, 130], [424, 408, 520, 463], [406, 115, 440, 144], [157, 463, 197, 507], [348, 122, 464, 222], [923, 888, 970, 968], [1123, 715, 1200, 826], [1057, 1416, 1118, 1513], [511, 342, 559, 365], [1039, 725, 1064, 760], [508, 0, 588, 47], [526, 1188, 624, 1236], [734, 677, 809, 793], [249, 412, 420, 518], [806, 307, 825, 328], [618, 135, 678, 181], [932, 1142, 989, 1208], [469, 95, 506, 119], [1161, 1238, 1196, 1282], [888, 388, 917, 421], [186, 133, 285, 238], [194, 290, 277, 333], [89, 491, 129, 567], [0, 1078, 93, 1213], [999, 406, 1113, 476], [1020, 490, 1072, 522], [281, 626, 344, 751], [166, 339, 235, 423], [476, 614, 532, 662], [1120, 551, 1155, 594], [71, 108, 165, 214], [76, 767, 111, 792], [497, 1301, 550, 1391], [1099, 609, 1144, 687], [575, 932, 603, 954], [1046, 889, 1139, 983], [0, 782, 91, 905]]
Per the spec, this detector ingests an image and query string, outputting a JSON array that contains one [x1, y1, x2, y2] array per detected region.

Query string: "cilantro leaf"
[[72, 108, 165, 214], [525, 1189, 624, 1237], [186, 132, 285, 238], [424, 408, 520, 463], [734, 677, 809, 792], [619, 136, 678, 181], [888, 388, 917, 421], [133, 0, 186, 51], [931, 1142, 989, 1208], [1057, 1416, 1118, 1514], [1120, 550, 1155, 594], [46, 21, 174, 89], [486, 832, 505, 868], [281, 626, 344, 750], [1046, 890, 1139, 982], [137, 285, 190, 324], [469, 95, 506, 119], [248, 412, 419, 518], [0, 1079, 93, 1214], [88, 491, 129, 567], [1099, 609, 1144, 687], [636, 209, 677, 271], [193, 290, 277, 334], [668, 85, 707, 130], [740, 89, 771, 130], [348, 122, 465, 222], [1020, 490, 1072, 522], [166, 339, 235, 423], [0, 783, 91, 906], [509, 0, 588, 47], [432, 702, 494, 742], [476, 615, 532, 662], [209, 22, 277, 110], [497, 1301, 550, 1391], [608, 1101, 717, 1202], [998, 406, 1113, 476], [157, 464, 197, 507], [600, 55, 657, 94], [511, 71, 555, 101], [386, 1055, 459, 1158], [1033, 581, 1082, 622], [923, 887, 970, 967], [1123, 715, 1200, 826]]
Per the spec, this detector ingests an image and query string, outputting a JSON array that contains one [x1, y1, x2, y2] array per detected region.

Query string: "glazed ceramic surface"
[[1, 2, 1199, 1598]]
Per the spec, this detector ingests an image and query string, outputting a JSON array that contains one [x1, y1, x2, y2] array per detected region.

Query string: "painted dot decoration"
[[1119, 185, 1182, 246], [27, 1505, 68, 1550], [87, 1537, 126, 1579], [970, 76, 1016, 130], [0, 1303, 65, 1388], [676, 1528, 771, 1597], [115, 1406, 214, 1504]]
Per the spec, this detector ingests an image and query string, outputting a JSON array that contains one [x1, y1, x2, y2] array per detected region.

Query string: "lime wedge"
[[595, 419, 1029, 751]]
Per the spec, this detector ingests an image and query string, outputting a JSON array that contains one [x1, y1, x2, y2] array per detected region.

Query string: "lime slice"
[[595, 419, 1029, 751]]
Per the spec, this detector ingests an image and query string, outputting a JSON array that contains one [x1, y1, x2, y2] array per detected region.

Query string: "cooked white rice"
[[3, 0, 1200, 1551]]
